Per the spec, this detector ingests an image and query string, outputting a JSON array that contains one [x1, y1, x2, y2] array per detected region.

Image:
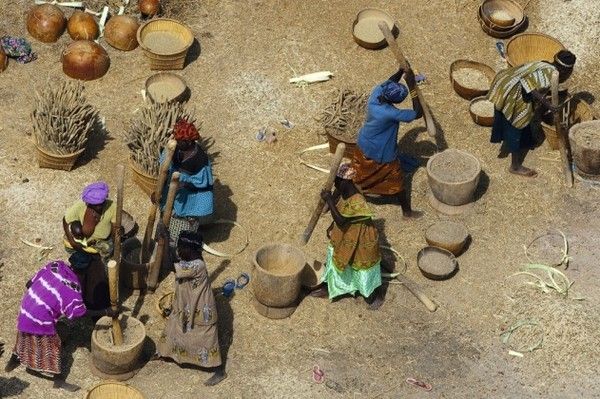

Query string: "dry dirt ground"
[[1, 0, 600, 398]]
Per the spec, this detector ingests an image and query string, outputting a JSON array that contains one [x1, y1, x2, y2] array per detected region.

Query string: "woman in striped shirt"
[[487, 50, 576, 177], [4, 260, 115, 392]]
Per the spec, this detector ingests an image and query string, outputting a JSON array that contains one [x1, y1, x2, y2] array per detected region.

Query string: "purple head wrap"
[[382, 81, 409, 103], [81, 181, 109, 205]]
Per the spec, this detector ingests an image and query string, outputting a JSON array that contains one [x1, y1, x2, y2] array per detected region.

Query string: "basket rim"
[[426, 148, 482, 184], [86, 380, 144, 396], [417, 246, 458, 278], [505, 32, 566, 66], [425, 221, 469, 239], [449, 59, 496, 88], [35, 143, 86, 158], [155, 291, 174, 319], [129, 157, 158, 179], [478, 6, 526, 38], [137, 18, 194, 56], [480, 0, 524, 28]]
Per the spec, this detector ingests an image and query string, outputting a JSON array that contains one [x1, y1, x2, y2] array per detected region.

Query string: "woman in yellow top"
[[319, 161, 384, 309], [62, 181, 117, 310]]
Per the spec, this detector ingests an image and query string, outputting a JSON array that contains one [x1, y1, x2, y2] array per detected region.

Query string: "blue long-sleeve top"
[[356, 81, 418, 164], [159, 146, 214, 218]]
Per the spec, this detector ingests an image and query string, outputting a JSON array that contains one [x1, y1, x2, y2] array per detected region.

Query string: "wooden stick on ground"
[[551, 70, 574, 187], [142, 139, 177, 263], [147, 172, 180, 292], [378, 22, 437, 138], [394, 274, 438, 312], [300, 143, 346, 246], [107, 260, 123, 345]]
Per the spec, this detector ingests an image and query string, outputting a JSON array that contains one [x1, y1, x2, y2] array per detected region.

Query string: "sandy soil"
[[1, 0, 600, 398]]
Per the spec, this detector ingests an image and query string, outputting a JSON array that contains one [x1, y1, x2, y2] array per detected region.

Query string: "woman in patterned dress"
[[154, 230, 227, 386], [318, 161, 384, 310]]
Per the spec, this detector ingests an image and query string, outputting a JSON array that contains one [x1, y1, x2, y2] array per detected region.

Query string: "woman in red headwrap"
[[153, 119, 215, 249]]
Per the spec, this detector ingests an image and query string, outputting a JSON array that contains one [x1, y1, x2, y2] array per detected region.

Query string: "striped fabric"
[[13, 332, 61, 375], [487, 61, 556, 129], [17, 261, 86, 336]]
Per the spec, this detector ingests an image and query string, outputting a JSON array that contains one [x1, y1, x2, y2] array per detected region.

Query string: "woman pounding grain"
[[486, 50, 576, 177], [317, 161, 384, 310], [4, 260, 115, 392], [353, 67, 424, 218], [62, 181, 117, 310], [152, 119, 215, 249], [153, 230, 227, 386]]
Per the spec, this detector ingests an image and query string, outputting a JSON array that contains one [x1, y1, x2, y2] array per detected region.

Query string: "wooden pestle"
[[107, 260, 123, 345]]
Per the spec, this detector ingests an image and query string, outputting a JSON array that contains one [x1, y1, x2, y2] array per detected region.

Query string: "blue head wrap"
[[382, 81, 409, 103]]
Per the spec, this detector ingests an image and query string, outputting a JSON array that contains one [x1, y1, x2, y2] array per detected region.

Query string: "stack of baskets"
[[478, 0, 526, 38]]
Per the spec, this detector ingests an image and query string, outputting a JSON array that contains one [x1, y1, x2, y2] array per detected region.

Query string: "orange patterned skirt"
[[351, 147, 403, 195]]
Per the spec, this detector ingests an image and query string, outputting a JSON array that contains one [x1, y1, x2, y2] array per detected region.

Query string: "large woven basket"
[[506, 33, 565, 67], [480, 0, 525, 30], [325, 127, 357, 158], [86, 381, 145, 399], [137, 18, 194, 70], [129, 159, 157, 196], [541, 98, 596, 150], [450, 60, 496, 100], [35, 144, 85, 171]]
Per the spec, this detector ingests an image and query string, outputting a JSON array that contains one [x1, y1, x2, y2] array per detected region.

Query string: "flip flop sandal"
[[236, 272, 250, 289], [312, 365, 325, 384], [222, 279, 236, 297], [406, 377, 432, 391]]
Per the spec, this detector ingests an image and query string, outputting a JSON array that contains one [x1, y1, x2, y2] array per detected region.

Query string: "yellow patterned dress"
[[321, 193, 382, 299]]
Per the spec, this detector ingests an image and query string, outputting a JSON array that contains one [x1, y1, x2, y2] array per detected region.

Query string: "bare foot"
[[509, 166, 538, 178], [53, 379, 81, 392], [402, 210, 424, 220], [204, 371, 227, 386]]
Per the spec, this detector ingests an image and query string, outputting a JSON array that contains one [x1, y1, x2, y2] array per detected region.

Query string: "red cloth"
[[174, 119, 200, 141]]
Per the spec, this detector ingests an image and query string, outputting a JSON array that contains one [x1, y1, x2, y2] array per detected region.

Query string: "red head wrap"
[[173, 119, 199, 141]]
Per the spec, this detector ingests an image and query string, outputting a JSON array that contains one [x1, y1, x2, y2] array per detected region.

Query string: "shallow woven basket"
[[477, 5, 525, 39], [480, 0, 524, 30], [505, 33, 565, 67], [137, 18, 194, 70], [351, 8, 397, 49], [450, 60, 496, 100], [86, 381, 145, 399], [469, 96, 495, 127], [35, 144, 85, 171], [129, 158, 157, 196], [541, 98, 596, 150]]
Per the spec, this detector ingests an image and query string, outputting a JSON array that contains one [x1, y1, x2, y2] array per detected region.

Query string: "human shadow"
[[200, 180, 238, 249], [77, 116, 112, 168], [0, 376, 30, 397], [572, 91, 596, 105], [184, 39, 201, 68], [473, 170, 490, 202]]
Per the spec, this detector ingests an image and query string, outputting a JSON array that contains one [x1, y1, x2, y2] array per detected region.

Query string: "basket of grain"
[[480, 0, 524, 30], [541, 98, 596, 150], [569, 120, 600, 176], [450, 60, 496, 100], [351, 8, 398, 50], [145, 72, 188, 103], [469, 96, 495, 126], [137, 18, 194, 70], [477, 5, 525, 39], [505, 33, 565, 67], [417, 246, 458, 280], [86, 381, 145, 399]]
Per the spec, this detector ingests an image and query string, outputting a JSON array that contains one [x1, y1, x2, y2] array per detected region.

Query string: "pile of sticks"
[[319, 89, 367, 138], [125, 100, 196, 176], [31, 80, 99, 155]]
